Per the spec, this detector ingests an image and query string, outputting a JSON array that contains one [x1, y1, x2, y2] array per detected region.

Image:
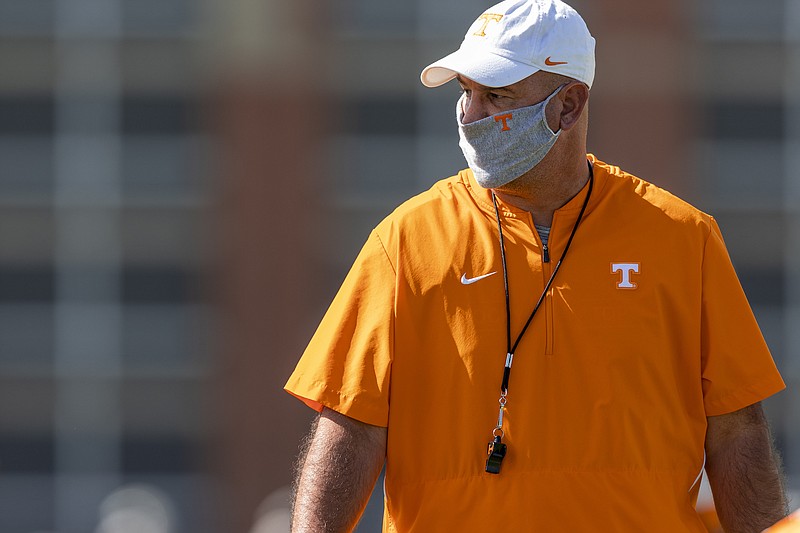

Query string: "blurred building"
[[0, 0, 216, 531], [0, 0, 796, 532]]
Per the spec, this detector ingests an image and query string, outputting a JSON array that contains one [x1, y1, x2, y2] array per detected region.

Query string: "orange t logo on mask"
[[494, 113, 513, 131]]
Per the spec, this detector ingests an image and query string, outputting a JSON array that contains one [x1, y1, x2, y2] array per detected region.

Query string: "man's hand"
[[291, 408, 387, 533], [705, 402, 788, 533]]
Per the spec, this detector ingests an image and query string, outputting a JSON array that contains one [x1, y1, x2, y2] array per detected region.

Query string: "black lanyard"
[[485, 165, 594, 474]]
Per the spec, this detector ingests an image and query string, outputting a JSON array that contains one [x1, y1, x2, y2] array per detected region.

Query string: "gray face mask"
[[456, 85, 564, 189]]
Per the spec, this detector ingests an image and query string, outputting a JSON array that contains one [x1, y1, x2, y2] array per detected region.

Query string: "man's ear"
[[558, 82, 589, 131]]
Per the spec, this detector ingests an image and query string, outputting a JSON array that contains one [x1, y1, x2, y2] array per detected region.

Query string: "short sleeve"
[[700, 218, 785, 416], [284, 230, 395, 427]]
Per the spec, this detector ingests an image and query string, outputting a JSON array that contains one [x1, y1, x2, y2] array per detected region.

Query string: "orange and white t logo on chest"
[[611, 262, 640, 289]]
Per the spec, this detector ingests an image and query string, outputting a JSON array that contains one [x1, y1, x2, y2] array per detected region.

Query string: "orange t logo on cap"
[[473, 13, 503, 37], [494, 113, 513, 131]]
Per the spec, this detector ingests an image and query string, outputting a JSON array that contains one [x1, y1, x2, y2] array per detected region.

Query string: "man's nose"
[[461, 96, 491, 124]]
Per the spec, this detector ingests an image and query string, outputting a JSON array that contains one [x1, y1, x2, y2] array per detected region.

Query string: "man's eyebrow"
[[492, 86, 514, 93]]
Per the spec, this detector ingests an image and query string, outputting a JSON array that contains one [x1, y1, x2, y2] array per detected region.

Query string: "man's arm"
[[705, 402, 788, 533], [291, 407, 387, 533]]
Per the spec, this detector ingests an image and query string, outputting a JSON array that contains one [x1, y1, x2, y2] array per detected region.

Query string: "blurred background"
[[0, 0, 797, 531]]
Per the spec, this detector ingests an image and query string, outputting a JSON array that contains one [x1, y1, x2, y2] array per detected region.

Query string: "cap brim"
[[420, 48, 540, 88]]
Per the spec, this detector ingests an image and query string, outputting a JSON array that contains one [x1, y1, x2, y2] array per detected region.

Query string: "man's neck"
[[492, 156, 590, 227]]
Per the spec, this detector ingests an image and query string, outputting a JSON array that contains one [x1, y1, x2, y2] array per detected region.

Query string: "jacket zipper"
[[542, 225, 554, 355], [543, 246, 554, 355]]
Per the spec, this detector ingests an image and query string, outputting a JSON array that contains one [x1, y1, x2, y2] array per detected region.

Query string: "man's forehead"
[[455, 74, 522, 92]]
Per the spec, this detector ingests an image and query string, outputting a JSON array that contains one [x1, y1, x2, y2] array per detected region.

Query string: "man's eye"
[[489, 93, 504, 100]]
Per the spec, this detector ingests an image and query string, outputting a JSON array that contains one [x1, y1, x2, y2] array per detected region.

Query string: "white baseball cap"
[[420, 0, 595, 89]]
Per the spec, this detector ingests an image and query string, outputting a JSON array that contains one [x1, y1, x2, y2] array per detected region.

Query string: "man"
[[285, 0, 788, 531]]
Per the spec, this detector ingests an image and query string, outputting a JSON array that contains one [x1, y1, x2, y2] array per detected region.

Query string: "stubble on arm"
[[291, 408, 387, 533]]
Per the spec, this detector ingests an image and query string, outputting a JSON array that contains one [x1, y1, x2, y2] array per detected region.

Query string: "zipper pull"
[[542, 243, 550, 263]]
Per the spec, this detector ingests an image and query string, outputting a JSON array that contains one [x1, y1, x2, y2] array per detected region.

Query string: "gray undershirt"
[[535, 224, 551, 246]]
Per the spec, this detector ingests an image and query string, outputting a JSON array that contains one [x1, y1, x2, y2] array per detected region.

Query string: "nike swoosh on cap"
[[544, 56, 568, 66], [461, 272, 497, 285]]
